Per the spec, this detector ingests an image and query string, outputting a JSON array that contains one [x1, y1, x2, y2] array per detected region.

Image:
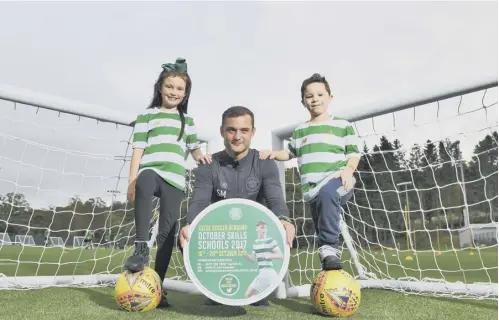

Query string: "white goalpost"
[[72, 236, 85, 248], [0, 233, 12, 245], [271, 77, 498, 300], [0, 77, 497, 303], [49, 236, 64, 247], [14, 235, 36, 246]]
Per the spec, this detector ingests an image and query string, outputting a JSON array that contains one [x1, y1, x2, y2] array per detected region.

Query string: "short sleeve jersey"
[[132, 108, 199, 191], [286, 116, 361, 201], [252, 237, 278, 270]]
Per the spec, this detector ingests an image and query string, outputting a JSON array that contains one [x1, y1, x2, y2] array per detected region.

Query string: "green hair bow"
[[162, 58, 188, 73]]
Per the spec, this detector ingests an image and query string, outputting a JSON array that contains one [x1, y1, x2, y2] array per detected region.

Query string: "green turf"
[[0, 245, 497, 285], [0, 286, 496, 320], [0, 245, 497, 319]]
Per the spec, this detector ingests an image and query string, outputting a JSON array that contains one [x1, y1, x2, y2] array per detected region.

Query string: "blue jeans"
[[309, 177, 355, 249]]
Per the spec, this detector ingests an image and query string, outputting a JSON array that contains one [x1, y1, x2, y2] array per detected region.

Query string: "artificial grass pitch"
[[0, 286, 496, 320], [0, 245, 496, 319]]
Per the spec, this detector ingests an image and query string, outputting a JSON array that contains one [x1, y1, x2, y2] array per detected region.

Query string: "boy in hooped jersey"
[[125, 58, 211, 308], [259, 73, 361, 271]]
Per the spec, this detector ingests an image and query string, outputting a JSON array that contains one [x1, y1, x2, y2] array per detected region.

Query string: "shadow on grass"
[[166, 291, 247, 317], [270, 297, 363, 319], [71, 287, 247, 317], [270, 296, 317, 316], [70, 287, 121, 311]]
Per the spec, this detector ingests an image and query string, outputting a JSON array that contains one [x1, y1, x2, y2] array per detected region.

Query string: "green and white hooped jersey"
[[286, 116, 361, 202], [253, 237, 278, 270], [132, 108, 199, 192]]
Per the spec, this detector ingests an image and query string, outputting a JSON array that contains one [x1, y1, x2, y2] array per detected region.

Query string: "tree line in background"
[[288, 131, 498, 249], [0, 131, 497, 249]]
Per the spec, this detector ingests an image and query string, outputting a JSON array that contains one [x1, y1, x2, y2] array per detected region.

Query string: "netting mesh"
[[0, 86, 497, 300], [0, 97, 204, 288], [282, 86, 498, 299]]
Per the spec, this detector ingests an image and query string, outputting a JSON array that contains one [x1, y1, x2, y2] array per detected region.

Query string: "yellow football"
[[310, 270, 361, 317], [114, 267, 162, 312]]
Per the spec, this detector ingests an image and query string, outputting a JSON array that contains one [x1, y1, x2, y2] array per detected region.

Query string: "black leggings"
[[134, 169, 185, 281]]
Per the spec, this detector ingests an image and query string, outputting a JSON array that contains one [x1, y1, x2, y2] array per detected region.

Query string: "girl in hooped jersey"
[[125, 58, 211, 308]]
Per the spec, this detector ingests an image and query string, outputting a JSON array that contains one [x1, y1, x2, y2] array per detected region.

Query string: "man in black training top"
[[179, 106, 296, 307]]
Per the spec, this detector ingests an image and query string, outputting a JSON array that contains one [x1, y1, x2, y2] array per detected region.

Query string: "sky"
[[0, 1, 497, 209]]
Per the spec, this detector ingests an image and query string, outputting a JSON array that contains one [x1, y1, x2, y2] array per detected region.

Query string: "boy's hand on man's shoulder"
[[196, 153, 212, 165], [259, 150, 290, 161], [258, 150, 276, 160]]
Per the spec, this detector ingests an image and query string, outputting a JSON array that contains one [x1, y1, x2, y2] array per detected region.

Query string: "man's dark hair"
[[300, 73, 331, 102], [221, 106, 255, 128]]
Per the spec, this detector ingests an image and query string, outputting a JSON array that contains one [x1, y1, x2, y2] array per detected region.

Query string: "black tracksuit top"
[[186, 148, 290, 224]]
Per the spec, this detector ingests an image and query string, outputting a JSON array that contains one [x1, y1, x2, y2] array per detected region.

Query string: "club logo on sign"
[[229, 207, 242, 220], [183, 199, 290, 306]]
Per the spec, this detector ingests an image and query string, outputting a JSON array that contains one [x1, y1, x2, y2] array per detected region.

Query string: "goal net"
[[49, 236, 64, 247], [72, 237, 85, 248], [0, 233, 12, 245], [0, 81, 496, 302], [14, 235, 36, 246], [0, 84, 211, 290], [272, 81, 498, 300]]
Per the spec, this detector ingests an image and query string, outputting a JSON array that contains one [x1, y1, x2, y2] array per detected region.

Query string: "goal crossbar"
[[272, 78, 498, 139]]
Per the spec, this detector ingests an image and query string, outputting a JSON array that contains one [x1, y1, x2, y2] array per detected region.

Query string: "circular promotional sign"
[[184, 198, 290, 306]]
